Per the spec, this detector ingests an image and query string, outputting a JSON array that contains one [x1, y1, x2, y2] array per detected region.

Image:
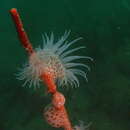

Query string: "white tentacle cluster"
[[74, 121, 92, 130], [17, 31, 92, 88]]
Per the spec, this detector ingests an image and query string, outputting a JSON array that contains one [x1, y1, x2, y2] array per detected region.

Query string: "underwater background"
[[1, 0, 130, 129]]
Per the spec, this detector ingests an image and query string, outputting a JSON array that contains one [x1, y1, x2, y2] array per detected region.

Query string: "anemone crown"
[[17, 31, 92, 88]]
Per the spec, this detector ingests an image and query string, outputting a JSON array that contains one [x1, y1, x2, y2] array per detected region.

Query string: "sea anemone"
[[17, 31, 92, 88], [74, 120, 92, 130]]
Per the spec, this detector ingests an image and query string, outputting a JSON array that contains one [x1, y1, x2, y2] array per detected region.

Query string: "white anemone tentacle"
[[17, 31, 92, 88]]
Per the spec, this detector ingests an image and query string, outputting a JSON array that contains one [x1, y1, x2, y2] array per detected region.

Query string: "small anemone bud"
[[52, 91, 65, 109]]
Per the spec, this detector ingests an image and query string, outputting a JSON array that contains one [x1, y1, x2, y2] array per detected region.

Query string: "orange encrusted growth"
[[41, 72, 57, 94], [52, 91, 65, 109], [44, 105, 73, 130], [44, 92, 73, 130], [10, 8, 34, 55]]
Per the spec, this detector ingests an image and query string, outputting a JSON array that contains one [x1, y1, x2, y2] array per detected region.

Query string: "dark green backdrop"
[[1, 0, 130, 129]]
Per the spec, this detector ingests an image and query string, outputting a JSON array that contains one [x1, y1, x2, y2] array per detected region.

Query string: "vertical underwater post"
[[10, 8, 34, 55], [10, 8, 73, 130]]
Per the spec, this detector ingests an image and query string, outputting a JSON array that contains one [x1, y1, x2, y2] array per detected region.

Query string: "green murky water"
[[0, 0, 130, 129]]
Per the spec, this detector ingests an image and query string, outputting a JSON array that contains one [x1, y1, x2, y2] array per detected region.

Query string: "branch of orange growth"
[[10, 8, 56, 94], [10, 8, 34, 55], [10, 8, 73, 130], [10, 8, 56, 93], [41, 72, 57, 94]]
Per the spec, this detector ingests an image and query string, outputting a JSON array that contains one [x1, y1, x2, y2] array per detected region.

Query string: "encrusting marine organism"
[[10, 8, 92, 130], [44, 91, 72, 130]]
